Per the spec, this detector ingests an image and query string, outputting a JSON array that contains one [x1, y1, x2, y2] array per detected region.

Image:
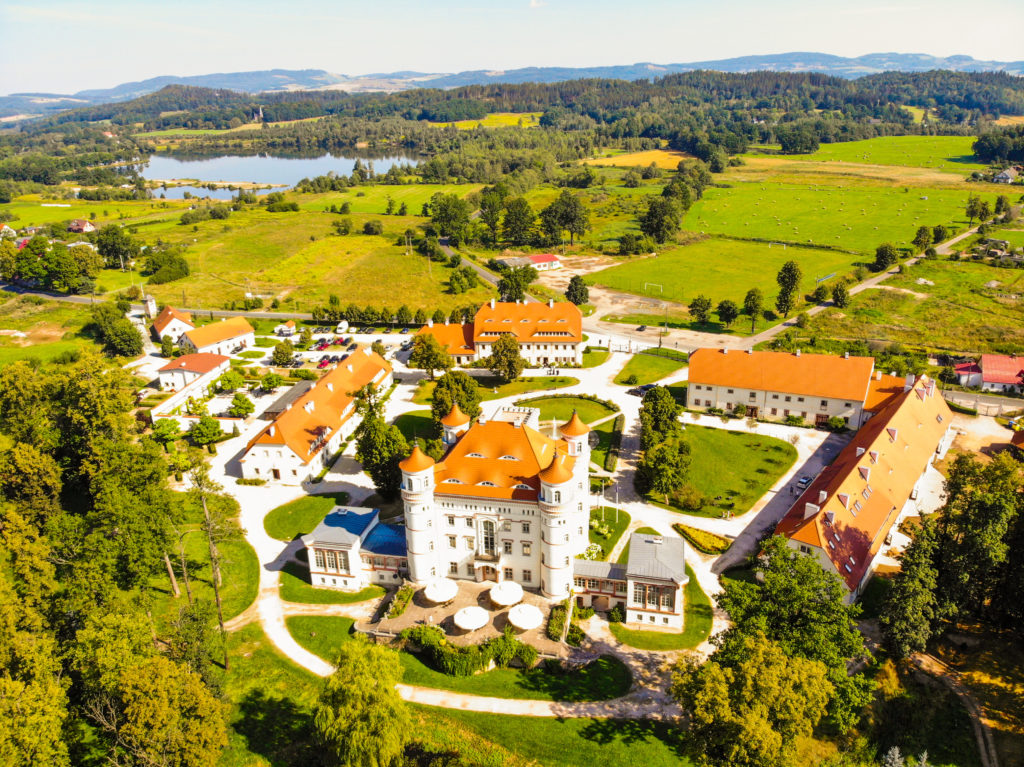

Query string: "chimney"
[[304, 401, 315, 413], [904, 373, 915, 392], [269, 425, 276, 437], [326, 383, 333, 392], [844, 351, 849, 359], [427, 318, 433, 327], [722, 348, 728, 354], [803, 502, 820, 520], [489, 298, 496, 309], [444, 317, 449, 325], [818, 490, 827, 504], [548, 298, 554, 308], [746, 348, 753, 354], [347, 364, 354, 372], [795, 349, 801, 357], [875, 370, 882, 381]]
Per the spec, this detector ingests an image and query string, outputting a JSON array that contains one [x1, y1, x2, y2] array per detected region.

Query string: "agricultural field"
[[798, 258, 1024, 354], [0, 297, 100, 366], [772, 135, 989, 173], [297, 183, 483, 216], [429, 111, 543, 129], [593, 237, 861, 308], [683, 180, 980, 254], [1, 194, 187, 229], [582, 148, 693, 170]]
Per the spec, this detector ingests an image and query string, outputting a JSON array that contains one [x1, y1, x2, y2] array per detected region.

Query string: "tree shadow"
[[575, 717, 688, 757], [233, 688, 320, 767]]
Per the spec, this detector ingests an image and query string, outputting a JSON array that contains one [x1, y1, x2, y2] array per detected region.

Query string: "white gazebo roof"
[[508, 603, 543, 631], [423, 578, 458, 604], [489, 580, 524, 607], [453, 605, 489, 632]]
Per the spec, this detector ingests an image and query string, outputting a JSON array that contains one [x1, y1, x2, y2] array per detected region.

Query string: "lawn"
[[297, 182, 482, 216], [413, 375, 578, 405], [616, 526, 659, 565], [287, 615, 633, 701], [582, 347, 610, 367], [802, 258, 1024, 354], [660, 424, 798, 518], [593, 236, 861, 308], [776, 135, 989, 173], [613, 351, 687, 385], [278, 560, 385, 605], [513, 395, 616, 424], [682, 180, 982, 255], [1, 194, 187, 230], [588, 506, 631, 560], [393, 409, 436, 443], [263, 491, 352, 541], [608, 563, 713, 651], [0, 296, 100, 367]]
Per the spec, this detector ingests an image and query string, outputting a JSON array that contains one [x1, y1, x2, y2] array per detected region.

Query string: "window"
[[447, 536, 456, 549], [799, 545, 811, 554], [466, 518, 474, 527], [426, 519, 432, 527], [466, 563, 475, 575], [564, 556, 569, 566], [647, 588, 658, 607], [772, 394, 779, 400], [661, 590, 674, 609], [503, 541, 513, 554], [430, 566, 436, 577], [785, 396, 792, 402], [588, 579, 599, 589], [449, 562, 458, 574], [797, 397, 804, 403], [464, 536, 474, 550], [863, 485, 873, 499], [553, 491, 561, 503], [501, 521, 512, 531], [522, 542, 531, 556], [771, 408, 778, 415], [522, 570, 532, 582], [482, 520, 496, 555], [447, 516, 455, 526], [820, 399, 828, 407], [521, 522, 530, 534], [727, 388, 734, 394], [633, 583, 645, 604], [503, 567, 514, 580], [749, 392, 756, 400], [326, 550, 338, 571], [314, 549, 326, 569], [428, 541, 434, 551]]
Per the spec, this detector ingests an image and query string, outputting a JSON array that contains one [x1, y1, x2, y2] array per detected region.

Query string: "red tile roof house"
[[775, 375, 954, 602], [157, 353, 230, 392], [955, 354, 1024, 393], [67, 219, 96, 234], [151, 306, 195, 344], [528, 253, 562, 270]]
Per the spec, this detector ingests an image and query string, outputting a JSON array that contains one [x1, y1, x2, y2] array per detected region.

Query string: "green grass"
[[297, 183, 482, 216], [393, 409, 435, 443], [278, 560, 385, 605], [1, 194, 188, 229], [589, 417, 619, 468], [413, 375, 578, 405], [616, 527, 659, 565], [776, 135, 989, 173], [0, 297, 101, 367], [613, 352, 687, 385], [802, 258, 1024, 353], [286, 615, 355, 663], [581, 347, 610, 367], [608, 564, 712, 651], [588, 507, 631, 561], [660, 424, 798, 518], [683, 181, 981, 255], [513, 396, 616, 424], [594, 237, 861, 309], [263, 491, 351, 541]]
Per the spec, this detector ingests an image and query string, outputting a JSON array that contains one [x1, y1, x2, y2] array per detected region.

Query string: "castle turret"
[[440, 402, 471, 445], [400, 445, 437, 583], [538, 451, 576, 598], [559, 410, 592, 548]]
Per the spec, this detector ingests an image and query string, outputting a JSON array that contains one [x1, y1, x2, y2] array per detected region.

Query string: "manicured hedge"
[[386, 584, 415, 618], [946, 400, 978, 416], [517, 392, 620, 412], [604, 414, 625, 473]]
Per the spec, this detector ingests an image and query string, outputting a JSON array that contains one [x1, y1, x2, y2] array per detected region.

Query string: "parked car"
[[637, 325, 647, 332], [797, 475, 814, 489], [347, 342, 358, 351], [317, 359, 330, 369], [400, 327, 410, 334]]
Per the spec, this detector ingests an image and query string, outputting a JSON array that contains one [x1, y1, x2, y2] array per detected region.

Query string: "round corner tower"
[[399, 445, 437, 583]]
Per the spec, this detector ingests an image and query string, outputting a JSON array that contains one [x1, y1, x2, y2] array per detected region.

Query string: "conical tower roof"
[[559, 409, 590, 438], [399, 444, 435, 473], [440, 401, 471, 427], [538, 451, 574, 485]]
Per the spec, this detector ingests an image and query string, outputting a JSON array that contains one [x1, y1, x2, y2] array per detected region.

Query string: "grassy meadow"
[[0, 297, 100, 366], [773, 135, 988, 173]]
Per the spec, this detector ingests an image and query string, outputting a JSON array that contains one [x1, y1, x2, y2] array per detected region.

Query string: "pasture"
[[773, 135, 988, 173], [297, 183, 482, 216], [583, 148, 693, 170], [1, 195, 186, 229], [0, 297, 99, 367], [803, 259, 1024, 354], [683, 181, 980, 254], [593, 237, 861, 307]]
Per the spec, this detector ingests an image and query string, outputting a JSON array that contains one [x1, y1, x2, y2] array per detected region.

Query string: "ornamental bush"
[[401, 625, 537, 676]]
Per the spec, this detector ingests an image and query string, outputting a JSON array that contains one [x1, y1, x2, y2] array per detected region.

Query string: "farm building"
[[993, 167, 1019, 184], [528, 253, 562, 270], [157, 353, 230, 392], [955, 354, 1024, 392], [152, 306, 195, 343], [67, 219, 96, 233], [181, 316, 255, 356]]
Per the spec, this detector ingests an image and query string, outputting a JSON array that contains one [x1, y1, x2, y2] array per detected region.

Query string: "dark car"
[[400, 327, 410, 334], [347, 342, 358, 351], [637, 325, 647, 332], [627, 387, 643, 396]]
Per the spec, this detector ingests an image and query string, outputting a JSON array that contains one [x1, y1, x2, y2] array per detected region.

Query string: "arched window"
[[554, 491, 561, 503]]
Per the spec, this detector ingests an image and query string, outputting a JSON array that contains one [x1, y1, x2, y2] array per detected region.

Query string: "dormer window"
[[514, 483, 532, 490], [499, 455, 517, 461], [467, 452, 486, 458], [442, 478, 463, 484], [887, 427, 898, 442], [478, 481, 496, 487]]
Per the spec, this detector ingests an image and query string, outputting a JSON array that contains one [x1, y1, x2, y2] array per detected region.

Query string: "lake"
[[141, 153, 417, 200]]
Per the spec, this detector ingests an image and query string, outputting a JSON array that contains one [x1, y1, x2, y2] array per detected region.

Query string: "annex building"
[[687, 348, 906, 428], [418, 299, 584, 367], [240, 346, 392, 483], [152, 306, 195, 343], [775, 375, 954, 602], [302, 507, 408, 590], [954, 354, 1024, 393], [157, 352, 229, 392], [181, 316, 255, 356]]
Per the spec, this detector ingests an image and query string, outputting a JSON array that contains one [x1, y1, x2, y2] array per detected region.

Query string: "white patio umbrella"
[[489, 580, 524, 607], [453, 606, 489, 632], [507, 603, 543, 632], [423, 578, 458, 604]]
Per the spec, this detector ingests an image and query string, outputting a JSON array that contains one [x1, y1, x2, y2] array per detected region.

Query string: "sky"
[[2, 0, 1023, 95]]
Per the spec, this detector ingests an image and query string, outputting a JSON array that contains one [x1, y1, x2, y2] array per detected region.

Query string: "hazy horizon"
[[2, 0, 1023, 95]]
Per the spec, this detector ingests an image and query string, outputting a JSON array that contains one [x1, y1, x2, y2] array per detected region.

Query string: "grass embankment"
[[278, 561, 385, 605], [608, 564, 712, 651], [581, 347, 610, 367], [263, 491, 352, 541], [613, 350, 688, 385]]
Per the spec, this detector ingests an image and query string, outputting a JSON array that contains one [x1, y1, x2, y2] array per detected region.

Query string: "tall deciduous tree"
[[314, 639, 410, 767], [880, 517, 940, 658], [497, 266, 537, 302], [688, 294, 712, 324], [565, 275, 589, 306], [874, 243, 900, 271], [430, 370, 482, 430], [488, 333, 525, 383], [832, 282, 850, 308], [775, 260, 802, 317], [502, 197, 535, 246], [638, 197, 683, 243], [715, 299, 739, 327], [408, 334, 452, 380], [356, 417, 409, 501], [743, 288, 764, 333]]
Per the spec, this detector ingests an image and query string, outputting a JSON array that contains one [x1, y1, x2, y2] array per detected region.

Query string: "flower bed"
[[672, 523, 731, 555]]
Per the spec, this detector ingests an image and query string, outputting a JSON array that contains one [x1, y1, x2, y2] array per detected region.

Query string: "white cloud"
[[529, 0, 546, 8]]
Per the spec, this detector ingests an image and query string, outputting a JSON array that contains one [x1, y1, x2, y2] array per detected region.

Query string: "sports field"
[[774, 135, 988, 173], [683, 181, 980, 254], [593, 237, 860, 306]]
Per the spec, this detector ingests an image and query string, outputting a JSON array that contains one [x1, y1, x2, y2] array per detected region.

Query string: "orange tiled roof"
[[184, 316, 254, 350], [400, 444, 435, 473], [688, 348, 875, 403], [864, 373, 908, 413], [245, 347, 391, 464], [158, 353, 229, 375], [153, 306, 193, 336], [432, 420, 575, 501], [539, 452, 575, 484], [775, 375, 951, 591], [473, 301, 582, 345], [441, 402, 471, 427], [560, 411, 590, 437], [417, 323, 474, 356]]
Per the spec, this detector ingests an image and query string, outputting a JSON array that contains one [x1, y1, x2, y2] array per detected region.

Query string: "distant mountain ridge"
[[4, 53, 1023, 119]]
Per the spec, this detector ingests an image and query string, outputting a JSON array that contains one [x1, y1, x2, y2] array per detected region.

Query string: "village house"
[[528, 253, 562, 271], [67, 219, 96, 234], [302, 507, 409, 590], [775, 375, 953, 602], [687, 348, 905, 428], [181, 316, 255, 356], [993, 167, 1019, 184], [417, 299, 585, 367], [157, 353, 230, 392], [274, 320, 296, 337], [0, 224, 15, 239], [151, 306, 195, 343], [954, 354, 1024, 393], [239, 346, 392, 483]]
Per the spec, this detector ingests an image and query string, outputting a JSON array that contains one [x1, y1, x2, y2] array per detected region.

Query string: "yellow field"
[[994, 115, 1024, 126], [904, 106, 927, 123], [429, 112, 543, 130], [583, 149, 693, 170]]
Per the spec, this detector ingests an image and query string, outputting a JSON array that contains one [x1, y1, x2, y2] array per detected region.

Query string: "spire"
[[400, 444, 435, 473], [440, 401, 471, 427], [559, 409, 590, 438], [539, 451, 574, 485]]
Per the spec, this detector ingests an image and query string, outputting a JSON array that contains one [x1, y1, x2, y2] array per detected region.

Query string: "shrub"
[[672, 484, 707, 511], [387, 585, 415, 618], [236, 477, 266, 486], [363, 219, 384, 235], [623, 374, 639, 385], [575, 605, 595, 620], [826, 415, 847, 432], [401, 625, 538, 676], [947, 400, 978, 416], [291, 369, 318, 381], [566, 625, 585, 646], [608, 604, 625, 623], [546, 604, 567, 641], [673, 523, 731, 555], [785, 414, 805, 426]]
